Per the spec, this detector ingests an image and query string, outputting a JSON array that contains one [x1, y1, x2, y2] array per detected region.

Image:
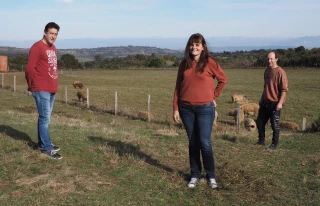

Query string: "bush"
[[148, 58, 167, 68]]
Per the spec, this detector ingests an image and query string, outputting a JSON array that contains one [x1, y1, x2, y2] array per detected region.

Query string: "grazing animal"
[[228, 109, 238, 117], [232, 94, 248, 103], [280, 121, 299, 131], [235, 111, 245, 124], [241, 103, 259, 115], [235, 99, 249, 104], [73, 81, 84, 89], [228, 109, 244, 124], [138, 111, 154, 120], [77, 90, 87, 101], [244, 118, 257, 131]]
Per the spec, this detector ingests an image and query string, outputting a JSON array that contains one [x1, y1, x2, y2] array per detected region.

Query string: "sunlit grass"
[[0, 68, 319, 205]]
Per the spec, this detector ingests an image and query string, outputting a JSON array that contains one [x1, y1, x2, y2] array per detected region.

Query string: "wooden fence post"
[[148, 94, 151, 122], [13, 75, 16, 92], [115, 91, 118, 116], [302, 118, 306, 132], [65, 86, 68, 105], [237, 105, 241, 133], [87, 88, 90, 109]]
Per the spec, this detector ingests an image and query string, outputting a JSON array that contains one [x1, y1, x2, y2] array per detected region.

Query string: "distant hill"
[[1, 36, 320, 51], [58, 46, 183, 61], [1, 35, 320, 61], [0, 46, 183, 62]]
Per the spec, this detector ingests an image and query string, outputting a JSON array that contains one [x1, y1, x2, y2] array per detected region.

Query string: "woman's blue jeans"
[[179, 102, 216, 179], [32, 91, 55, 151]]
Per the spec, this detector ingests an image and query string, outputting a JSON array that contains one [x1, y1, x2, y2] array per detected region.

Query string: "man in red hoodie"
[[25, 22, 62, 159]]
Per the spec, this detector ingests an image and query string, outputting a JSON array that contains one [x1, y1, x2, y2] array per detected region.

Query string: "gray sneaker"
[[38, 144, 60, 152], [187, 178, 199, 188], [52, 145, 60, 152], [41, 150, 62, 159], [207, 178, 218, 189], [267, 144, 277, 151]]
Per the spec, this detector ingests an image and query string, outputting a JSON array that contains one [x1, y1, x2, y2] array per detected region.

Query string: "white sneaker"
[[187, 178, 199, 188], [208, 178, 218, 188]]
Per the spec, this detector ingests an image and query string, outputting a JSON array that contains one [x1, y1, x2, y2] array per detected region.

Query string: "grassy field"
[[0, 68, 319, 205]]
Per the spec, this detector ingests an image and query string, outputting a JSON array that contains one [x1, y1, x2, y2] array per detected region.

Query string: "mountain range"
[[1, 36, 320, 52]]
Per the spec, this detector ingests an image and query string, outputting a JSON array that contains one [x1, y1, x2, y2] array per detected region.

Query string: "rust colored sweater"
[[262, 66, 288, 103], [25, 40, 59, 93], [173, 57, 227, 111]]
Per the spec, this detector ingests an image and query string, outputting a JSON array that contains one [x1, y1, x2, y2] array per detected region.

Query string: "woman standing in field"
[[173, 33, 227, 188]]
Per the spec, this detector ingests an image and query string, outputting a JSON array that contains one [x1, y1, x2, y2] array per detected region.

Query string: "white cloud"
[[56, 0, 74, 3]]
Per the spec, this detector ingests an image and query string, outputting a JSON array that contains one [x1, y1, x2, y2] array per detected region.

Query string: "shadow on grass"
[[0, 125, 38, 149], [219, 120, 236, 126], [88, 136, 188, 179]]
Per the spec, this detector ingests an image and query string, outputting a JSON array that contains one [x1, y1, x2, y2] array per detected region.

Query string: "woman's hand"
[[173, 110, 180, 123], [212, 100, 217, 107]]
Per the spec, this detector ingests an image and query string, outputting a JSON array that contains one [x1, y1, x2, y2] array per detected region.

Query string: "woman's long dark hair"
[[184, 33, 210, 73]]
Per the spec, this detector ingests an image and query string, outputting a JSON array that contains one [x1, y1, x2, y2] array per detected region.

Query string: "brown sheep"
[[232, 94, 248, 103], [73, 81, 84, 89], [228, 109, 244, 124], [77, 90, 87, 101], [244, 118, 257, 131], [280, 121, 299, 131], [241, 103, 259, 115], [235, 99, 249, 105], [228, 109, 238, 117], [138, 111, 154, 120]]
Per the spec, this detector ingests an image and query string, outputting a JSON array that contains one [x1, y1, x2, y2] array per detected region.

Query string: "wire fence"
[[0, 72, 310, 132]]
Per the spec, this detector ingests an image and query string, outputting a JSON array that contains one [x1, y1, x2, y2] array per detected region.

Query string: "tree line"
[[5, 46, 320, 71]]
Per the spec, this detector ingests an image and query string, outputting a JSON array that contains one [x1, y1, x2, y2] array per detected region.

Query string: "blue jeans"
[[32, 91, 55, 151], [179, 102, 216, 179]]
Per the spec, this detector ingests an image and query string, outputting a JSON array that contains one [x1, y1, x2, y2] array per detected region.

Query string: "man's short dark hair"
[[44, 22, 60, 32]]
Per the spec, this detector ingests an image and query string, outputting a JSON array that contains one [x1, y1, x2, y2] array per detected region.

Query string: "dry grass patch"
[[156, 129, 178, 137]]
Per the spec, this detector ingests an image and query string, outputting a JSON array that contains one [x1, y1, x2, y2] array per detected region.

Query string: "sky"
[[0, 0, 319, 41]]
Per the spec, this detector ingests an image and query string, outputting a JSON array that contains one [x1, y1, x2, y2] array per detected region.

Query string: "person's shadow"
[[88, 136, 188, 179], [0, 125, 38, 149]]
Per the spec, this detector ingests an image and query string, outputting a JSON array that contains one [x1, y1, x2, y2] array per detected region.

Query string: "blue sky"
[[0, 0, 319, 41]]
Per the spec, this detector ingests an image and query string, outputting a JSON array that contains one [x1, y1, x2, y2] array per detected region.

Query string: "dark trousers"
[[256, 102, 281, 146], [179, 102, 216, 179]]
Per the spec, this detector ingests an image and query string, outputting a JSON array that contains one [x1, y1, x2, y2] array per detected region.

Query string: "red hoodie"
[[25, 40, 58, 93]]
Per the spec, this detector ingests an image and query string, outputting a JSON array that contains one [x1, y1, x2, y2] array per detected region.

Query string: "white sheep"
[[244, 118, 257, 131]]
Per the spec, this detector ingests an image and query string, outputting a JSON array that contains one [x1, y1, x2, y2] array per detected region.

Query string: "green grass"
[[0, 68, 319, 205]]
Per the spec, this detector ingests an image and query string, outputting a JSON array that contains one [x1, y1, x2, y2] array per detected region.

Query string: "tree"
[[294, 46, 306, 53], [148, 58, 167, 68], [9, 55, 28, 71], [60, 54, 81, 69]]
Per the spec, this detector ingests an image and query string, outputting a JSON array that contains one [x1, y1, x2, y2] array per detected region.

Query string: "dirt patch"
[[16, 174, 50, 186], [14, 106, 37, 114]]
